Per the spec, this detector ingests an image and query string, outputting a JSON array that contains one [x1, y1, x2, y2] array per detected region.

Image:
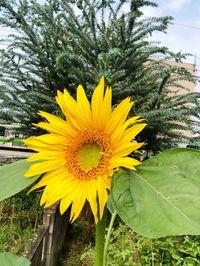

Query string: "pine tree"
[[0, 0, 199, 149]]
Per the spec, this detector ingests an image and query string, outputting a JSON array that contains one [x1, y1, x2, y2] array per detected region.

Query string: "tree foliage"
[[0, 0, 199, 149]]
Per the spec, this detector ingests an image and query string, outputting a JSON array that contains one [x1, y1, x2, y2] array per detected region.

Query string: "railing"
[[27, 203, 69, 266]]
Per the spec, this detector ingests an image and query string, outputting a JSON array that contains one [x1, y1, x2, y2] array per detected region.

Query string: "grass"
[[0, 158, 43, 256], [0, 192, 43, 256], [80, 223, 200, 266], [0, 224, 34, 254], [59, 212, 200, 266], [61, 217, 95, 266]]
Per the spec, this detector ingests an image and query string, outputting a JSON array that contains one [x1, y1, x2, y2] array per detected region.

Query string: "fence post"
[[44, 204, 57, 266], [27, 203, 70, 266]]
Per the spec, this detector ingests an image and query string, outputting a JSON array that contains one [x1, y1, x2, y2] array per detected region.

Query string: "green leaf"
[[0, 160, 39, 201], [0, 252, 31, 266], [111, 148, 200, 238], [107, 196, 116, 215]]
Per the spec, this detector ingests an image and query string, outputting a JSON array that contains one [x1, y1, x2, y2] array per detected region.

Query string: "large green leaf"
[[0, 252, 31, 266], [107, 196, 116, 214], [111, 148, 200, 238], [0, 160, 39, 201]]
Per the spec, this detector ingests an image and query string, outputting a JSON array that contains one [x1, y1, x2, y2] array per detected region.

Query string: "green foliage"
[[0, 0, 199, 148], [0, 187, 43, 255], [81, 224, 200, 265], [0, 224, 34, 254], [0, 160, 39, 202], [138, 66, 200, 151], [111, 148, 200, 237], [0, 159, 43, 256]]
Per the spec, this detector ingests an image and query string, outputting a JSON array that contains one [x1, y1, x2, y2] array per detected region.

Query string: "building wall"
[[164, 60, 196, 140], [165, 60, 196, 96]]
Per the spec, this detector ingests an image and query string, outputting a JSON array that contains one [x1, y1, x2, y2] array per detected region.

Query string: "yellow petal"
[[63, 89, 88, 129], [28, 169, 65, 193], [96, 176, 108, 220], [87, 180, 98, 223], [76, 84, 92, 127], [55, 90, 72, 117], [110, 124, 126, 147], [24, 160, 65, 177], [91, 76, 104, 129], [99, 86, 112, 129], [24, 134, 70, 151], [60, 195, 72, 215], [106, 97, 133, 135], [26, 150, 65, 162], [40, 187, 49, 205], [70, 182, 86, 222], [28, 178, 46, 193], [102, 171, 112, 189], [123, 116, 142, 129], [119, 123, 147, 145], [56, 89, 88, 130], [45, 177, 77, 205], [113, 142, 144, 157], [38, 110, 76, 136], [38, 111, 66, 126], [111, 116, 145, 146], [34, 121, 75, 138], [110, 157, 141, 170]]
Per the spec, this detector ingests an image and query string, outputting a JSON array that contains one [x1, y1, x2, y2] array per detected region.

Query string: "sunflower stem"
[[95, 209, 107, 266], [103, 210, 117, 266]]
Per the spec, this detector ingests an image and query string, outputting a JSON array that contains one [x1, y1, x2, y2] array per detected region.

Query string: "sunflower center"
[[66, 129, 112, 180], [76, 143, 102, 171]]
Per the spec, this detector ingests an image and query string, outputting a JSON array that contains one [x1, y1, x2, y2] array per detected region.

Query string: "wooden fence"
[[27, 203, 69, 266]]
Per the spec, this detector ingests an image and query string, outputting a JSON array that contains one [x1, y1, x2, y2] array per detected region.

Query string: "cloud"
[[149, 18, 200, 91], [120, 2, 130, 14], [165, 0, 192, 11], [155, 19, 200, 56], [141, 6, 163, 17]]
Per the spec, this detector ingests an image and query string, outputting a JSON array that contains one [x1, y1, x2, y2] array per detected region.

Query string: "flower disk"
[[24, 77, 147, 223], [66, 129, 112, 180]]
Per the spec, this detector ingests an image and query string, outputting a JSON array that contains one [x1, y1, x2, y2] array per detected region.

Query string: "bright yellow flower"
[[24, 77, 146, 223]]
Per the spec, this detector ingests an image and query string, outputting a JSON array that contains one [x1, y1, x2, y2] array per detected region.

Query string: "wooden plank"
[[27, 226, 49, 261]]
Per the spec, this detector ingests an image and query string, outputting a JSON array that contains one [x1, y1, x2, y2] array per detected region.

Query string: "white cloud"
[[165, 0, 192, 11], [149, 19, 200, 91], [150, 20, 200, 57], [120, 2, 130, 14], [140, 6, 163, 17], [164, 20, 199, 55]]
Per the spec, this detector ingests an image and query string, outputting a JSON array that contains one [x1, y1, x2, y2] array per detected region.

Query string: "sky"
[[124, 0, 200, 90], [141, 0, 200, 63]]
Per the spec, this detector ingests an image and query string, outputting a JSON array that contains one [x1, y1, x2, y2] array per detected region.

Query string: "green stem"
[[95, 209, 107, 266], [103, 210, 117, 266]]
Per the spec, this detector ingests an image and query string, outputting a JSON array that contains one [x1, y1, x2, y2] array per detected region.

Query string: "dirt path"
[[0, 149, 33, 159]]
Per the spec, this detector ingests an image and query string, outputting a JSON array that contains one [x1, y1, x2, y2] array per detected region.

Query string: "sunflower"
[[24, 77, 146, 223]]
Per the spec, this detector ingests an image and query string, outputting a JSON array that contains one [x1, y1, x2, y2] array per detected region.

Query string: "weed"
[[81, 224, 200, 266]]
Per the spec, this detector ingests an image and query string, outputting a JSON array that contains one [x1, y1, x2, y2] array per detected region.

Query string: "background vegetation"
[[80, 223, 200, 266], [0, 191, 42, 255], [0, 159, 43, 256], [0, 158, 43, 255]]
